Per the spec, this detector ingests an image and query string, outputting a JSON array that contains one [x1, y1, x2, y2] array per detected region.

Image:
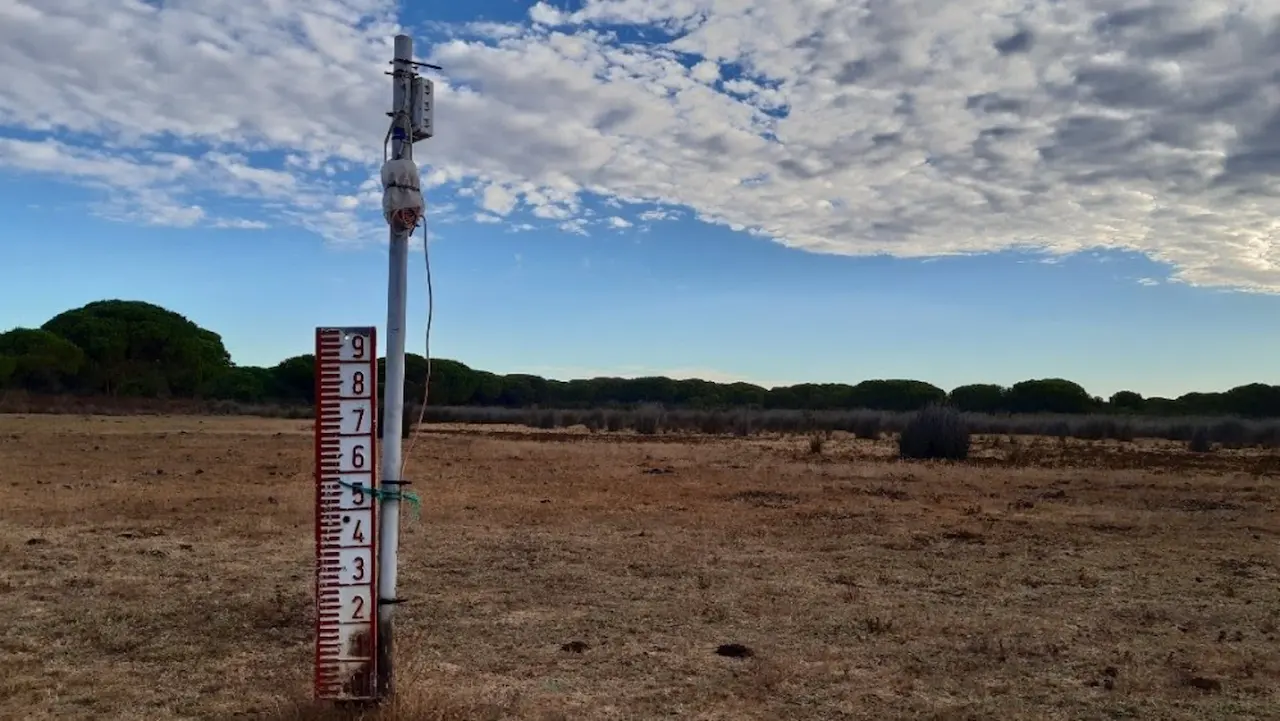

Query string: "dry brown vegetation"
[[1, 414, 1278, 720]]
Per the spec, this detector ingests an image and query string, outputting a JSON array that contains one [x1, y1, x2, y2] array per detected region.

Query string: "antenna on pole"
[[374, 32, 435, 702]]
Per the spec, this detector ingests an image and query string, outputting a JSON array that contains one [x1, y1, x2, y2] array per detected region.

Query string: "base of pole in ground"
[[333, 699, 382, 711], [376, 616, 395, 700]]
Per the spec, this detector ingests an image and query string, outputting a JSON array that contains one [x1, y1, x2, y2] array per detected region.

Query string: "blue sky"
[[2, 0, 1280, 399]]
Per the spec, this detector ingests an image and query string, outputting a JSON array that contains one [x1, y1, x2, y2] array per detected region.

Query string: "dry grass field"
[[1, 414, 1278, 720]]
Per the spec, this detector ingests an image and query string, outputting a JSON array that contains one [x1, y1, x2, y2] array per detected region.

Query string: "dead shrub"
[[899, 403, 970, 461]]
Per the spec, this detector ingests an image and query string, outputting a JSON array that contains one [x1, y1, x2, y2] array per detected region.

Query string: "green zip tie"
[[337, 479, 421, 518]]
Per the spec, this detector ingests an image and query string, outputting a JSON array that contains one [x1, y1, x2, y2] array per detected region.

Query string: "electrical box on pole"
[[410, 76, 434, 142]]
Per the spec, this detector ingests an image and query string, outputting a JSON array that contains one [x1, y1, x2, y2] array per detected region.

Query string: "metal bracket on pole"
[[389, 59, 444, 70]]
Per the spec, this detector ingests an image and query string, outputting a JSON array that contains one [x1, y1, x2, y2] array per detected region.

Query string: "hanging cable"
[[399, 190, 433, 481], [379, 71, 433, 481]]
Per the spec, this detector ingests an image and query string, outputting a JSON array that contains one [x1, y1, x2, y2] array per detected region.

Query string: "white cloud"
[[532, 202, 575, 220], [0, 136, 358, 234], [639, 209, 677, 222], [0, 137, 203, 227], [213, 218, 270, 230], [427, 0, 1280, 292], [607, 216, 633, 228], [560, 218, 590, 235], [96, 193, 206, 228], [461, 22, 527, 41], [0, 0, 398, 236], [690, 59, 720, 84], [204, 153, 298, 199], [528, 2, 567, 27], [480, 183, 518, 215], [3, 1, 1280, 291]]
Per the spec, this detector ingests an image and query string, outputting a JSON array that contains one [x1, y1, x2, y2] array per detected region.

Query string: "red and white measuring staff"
[[314, 327, 379, 701]]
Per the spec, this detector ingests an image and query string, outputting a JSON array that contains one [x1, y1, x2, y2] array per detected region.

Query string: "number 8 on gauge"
[[340, 366, 371, 398]]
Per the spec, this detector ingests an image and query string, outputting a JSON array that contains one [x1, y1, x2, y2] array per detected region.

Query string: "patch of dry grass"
[[1, 414, 1277, 720]]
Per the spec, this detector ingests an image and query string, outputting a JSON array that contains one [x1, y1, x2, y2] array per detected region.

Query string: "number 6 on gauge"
[[338, 438, 369, 472]]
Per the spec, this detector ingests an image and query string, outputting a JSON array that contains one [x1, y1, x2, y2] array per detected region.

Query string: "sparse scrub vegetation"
[[898, 404, 971, 461], [1211, 418, 1249, 448], [393, 404, 1280, 448], [7, 299, 1280, 450], [852, 414, 882, 440], [1189, 426, 1213, 453], [15, 390, 1280, 448], [604, 410, 625, 432], [633, 403, 665, 435], [582, 408, 605, 432]]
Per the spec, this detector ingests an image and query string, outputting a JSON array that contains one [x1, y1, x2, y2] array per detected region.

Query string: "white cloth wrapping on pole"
[[381, 157, 424, 230]]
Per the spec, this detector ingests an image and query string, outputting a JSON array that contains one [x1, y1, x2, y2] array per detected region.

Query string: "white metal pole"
[[377, 31, 413, 700]]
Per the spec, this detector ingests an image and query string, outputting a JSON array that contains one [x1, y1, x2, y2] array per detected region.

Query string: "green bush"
[[898, 404, 970, 461]]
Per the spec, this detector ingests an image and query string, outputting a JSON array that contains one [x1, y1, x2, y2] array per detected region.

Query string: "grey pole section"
[[377, 32, 414, 701]]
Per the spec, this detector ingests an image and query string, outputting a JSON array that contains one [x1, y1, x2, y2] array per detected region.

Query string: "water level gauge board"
[[314, 326, 379, 700]]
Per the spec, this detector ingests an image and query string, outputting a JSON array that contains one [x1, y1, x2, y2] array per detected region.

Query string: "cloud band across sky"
[[2, 0, 1280, 291]]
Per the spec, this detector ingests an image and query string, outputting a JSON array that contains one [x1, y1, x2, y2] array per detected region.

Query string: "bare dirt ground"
[[1, 414, 1277, 721]]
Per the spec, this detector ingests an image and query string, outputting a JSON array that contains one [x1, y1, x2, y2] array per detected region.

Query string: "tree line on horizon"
[[3, 299, 1280, 419]]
